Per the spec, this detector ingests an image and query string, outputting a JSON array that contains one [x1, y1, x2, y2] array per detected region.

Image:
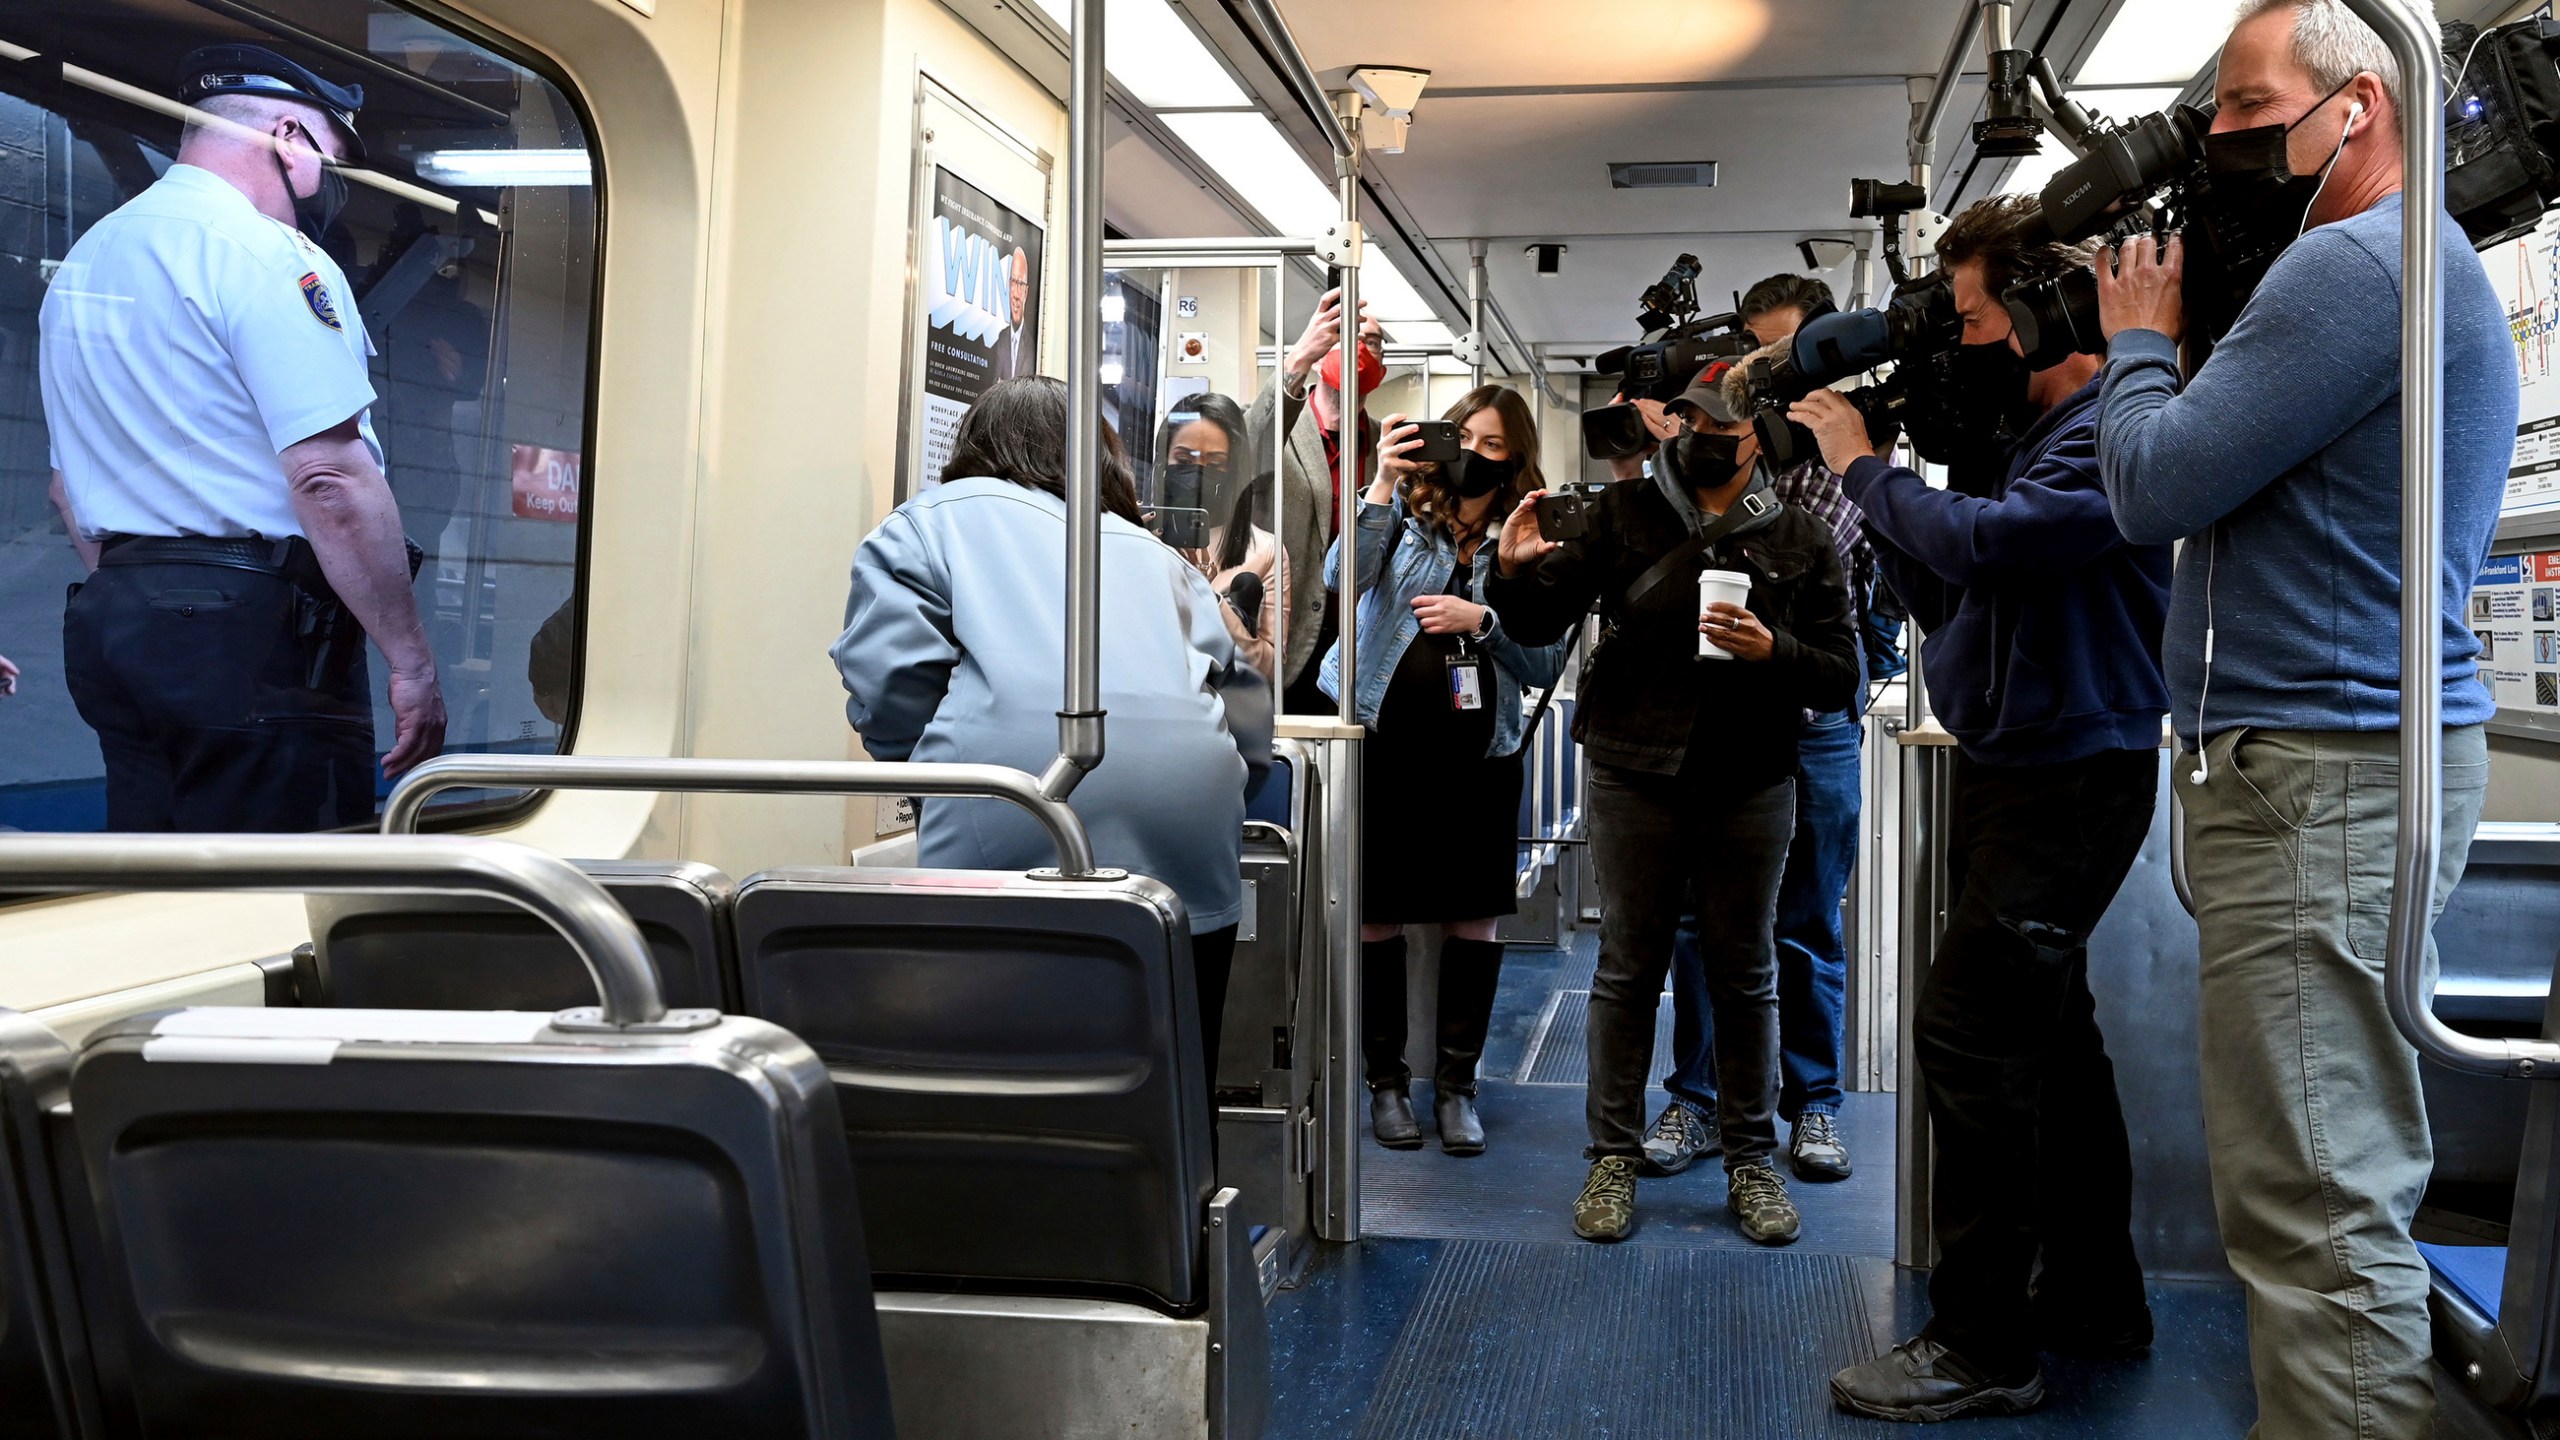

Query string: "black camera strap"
[[1620, 477, 1778, 614]]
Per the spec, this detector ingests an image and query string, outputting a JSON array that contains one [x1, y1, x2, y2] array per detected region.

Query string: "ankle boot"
[[1360, 933, 1411, 1094], [1435, 1089, 1485, 1156], [1433, 937, 1506, 1155], [1370, 1081, 1423, 1149]]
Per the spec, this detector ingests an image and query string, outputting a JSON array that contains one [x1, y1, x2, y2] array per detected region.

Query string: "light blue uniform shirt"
[[832, 477, 1249, 933], [40, 164, 378, 540]]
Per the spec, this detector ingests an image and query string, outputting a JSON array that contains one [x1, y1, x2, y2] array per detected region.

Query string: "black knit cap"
[[179, 44, 366, 162]]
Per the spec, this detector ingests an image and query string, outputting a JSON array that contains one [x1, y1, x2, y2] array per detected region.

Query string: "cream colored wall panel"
[[0, 895, 299, 1013]]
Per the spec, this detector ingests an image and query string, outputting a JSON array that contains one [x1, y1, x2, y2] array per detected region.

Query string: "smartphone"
[[1536, 489, 1590, 543], [1411, 419, 1462, 464]]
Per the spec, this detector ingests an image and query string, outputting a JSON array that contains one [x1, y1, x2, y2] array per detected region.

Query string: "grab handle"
[[381, 754, 1101, 876], [0, 833, 677, 1029]]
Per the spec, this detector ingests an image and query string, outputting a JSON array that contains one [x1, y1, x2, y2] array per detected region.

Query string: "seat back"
[[730, 868, 1212, 1312], [300, 861, 735, 1012], [0, 1011, 95, 1440], [69, 1007, 894, 1439]]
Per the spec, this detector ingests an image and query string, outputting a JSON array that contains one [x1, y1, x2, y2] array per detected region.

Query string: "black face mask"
[[1446, 448, 1519, 499], [2197, 76, 2359, 290], [1666, 429, 1746, 489], [272, 122, 349, 242]]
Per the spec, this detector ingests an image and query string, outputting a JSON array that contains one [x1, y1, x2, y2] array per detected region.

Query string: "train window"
[[0, 1, 596, 834]]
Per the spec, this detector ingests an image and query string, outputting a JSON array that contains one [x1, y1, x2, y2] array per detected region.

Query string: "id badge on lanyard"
[[1447, 640, 1486, 712]]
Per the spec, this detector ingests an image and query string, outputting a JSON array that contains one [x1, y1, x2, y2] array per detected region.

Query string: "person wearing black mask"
[[1804, 195, 2174, 1423], [1320, 384, 1571, 1155], [1489, 390, 1858, 1246]]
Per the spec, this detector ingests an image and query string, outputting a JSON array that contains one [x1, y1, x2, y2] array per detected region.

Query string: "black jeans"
[[1918, 747, 2157, 1375], [63, 561, 377, 832], [1586, 763, 1795, 1170], [1192, 923, 1239, 1096]]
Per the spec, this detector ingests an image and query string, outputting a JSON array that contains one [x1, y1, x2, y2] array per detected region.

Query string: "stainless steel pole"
[[1911, 1, 1986, 175], [1468, 237, 1488, 389], [0, 833, 672, 1028], [2355, 0, 2552, 1075], [1326, 93, 1368, 1243], [1045, 0, 1107, 803]]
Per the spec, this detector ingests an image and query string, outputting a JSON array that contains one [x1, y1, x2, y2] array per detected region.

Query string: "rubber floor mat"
[[1517, 991, 1675, 1086], [1353, 1240, 1890, 1439]]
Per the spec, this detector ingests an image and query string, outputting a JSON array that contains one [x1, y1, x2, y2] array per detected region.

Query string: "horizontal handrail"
[[0, 833, 668, 1027], [1104, 237, 1322, 259], [382, 754, 1099, 876]]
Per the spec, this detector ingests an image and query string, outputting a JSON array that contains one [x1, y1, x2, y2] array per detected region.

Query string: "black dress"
[[1363, 550, 1528, 924]]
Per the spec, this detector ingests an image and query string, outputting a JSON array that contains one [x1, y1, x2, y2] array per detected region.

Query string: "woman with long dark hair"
[[1153, 393, 1285, 679], [1320, 384, 1572, 1155], [831, 377, 1265, 1085]]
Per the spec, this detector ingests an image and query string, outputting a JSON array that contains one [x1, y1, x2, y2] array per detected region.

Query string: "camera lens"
[[1849, 178, 1930, 219]]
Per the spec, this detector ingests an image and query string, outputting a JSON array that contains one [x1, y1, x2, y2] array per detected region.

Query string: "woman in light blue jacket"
[[831, 378, 1261, 1084], [1320, 384, 1571, 1156]]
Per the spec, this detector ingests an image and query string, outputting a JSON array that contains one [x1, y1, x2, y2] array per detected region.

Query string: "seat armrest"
[[1205, 1186, 1269, 1440], [256, 948, 306, 1007]]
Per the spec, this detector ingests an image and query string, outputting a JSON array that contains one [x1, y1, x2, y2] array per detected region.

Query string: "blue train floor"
[[1262, 932, 2266, 1438]]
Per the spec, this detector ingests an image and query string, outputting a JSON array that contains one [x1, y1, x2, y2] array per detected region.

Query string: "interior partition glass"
[[0, 1, 597, 833], [1104, 261, 1281, 702]]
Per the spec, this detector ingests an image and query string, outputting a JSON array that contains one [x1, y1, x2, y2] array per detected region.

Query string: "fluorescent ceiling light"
[[412, 148, 590, 187], [1160, 111, 1339, 236], [1098, 360, 1126, 386], [1030, 0, 1248, 109], [1100, 293, 1127, 323], [2000, 87, 2181, 196], [2074, 0, 2226, 87], [1385, 318, 1455, 347]]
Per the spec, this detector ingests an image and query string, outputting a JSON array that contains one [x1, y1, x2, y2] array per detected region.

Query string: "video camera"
[[1582, 252, 1756, 459], [1735, 268, 1962, 470]]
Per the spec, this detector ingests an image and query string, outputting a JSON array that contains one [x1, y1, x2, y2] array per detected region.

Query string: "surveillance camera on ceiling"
[[1525, 242, 1567, 276], [1797, 238, 1857, 272]]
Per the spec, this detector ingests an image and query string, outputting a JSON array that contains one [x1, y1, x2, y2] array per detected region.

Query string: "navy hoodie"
[[1840, 376, 2171, 766]]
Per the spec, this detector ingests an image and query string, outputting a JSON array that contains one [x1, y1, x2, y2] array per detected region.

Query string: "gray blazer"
[[1243, 378, 1346, 688]]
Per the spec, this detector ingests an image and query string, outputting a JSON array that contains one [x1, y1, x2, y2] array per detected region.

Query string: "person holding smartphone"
[[1488, 401, 1858, 1246], [1319, 385, 1572, 1156]]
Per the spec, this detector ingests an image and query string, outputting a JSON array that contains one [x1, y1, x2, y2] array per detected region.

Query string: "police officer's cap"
[[180, 44, 366, 162]]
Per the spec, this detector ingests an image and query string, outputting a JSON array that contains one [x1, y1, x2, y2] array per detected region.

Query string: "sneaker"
[[1831, 1336, 2046, 1422], [1726, 1162, 1801, 1246], [1639, 1101, 1721, 1176], [1573, 1155, 1639, 1242], [1788, 1111, 1852, 1182]]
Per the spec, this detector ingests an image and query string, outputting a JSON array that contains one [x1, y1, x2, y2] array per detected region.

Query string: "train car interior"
[[4, 0, 2560, 1436]]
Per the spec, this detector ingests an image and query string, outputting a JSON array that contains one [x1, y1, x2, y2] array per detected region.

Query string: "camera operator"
[[1646, 291, 1882, 1189], [1801, 197, 2172, 1423], [2095, 4, 2518, 1435], [1247, 287, 1385, 714], [1488, 384, 1859, 1248]]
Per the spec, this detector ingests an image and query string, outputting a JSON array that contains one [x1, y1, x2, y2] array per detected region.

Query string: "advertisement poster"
[[2483, 209, 2560, 514], [2469, 551, 2560, 712], [917, 165, 1043, 488]]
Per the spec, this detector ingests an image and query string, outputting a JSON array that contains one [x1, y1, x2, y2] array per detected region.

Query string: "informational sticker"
[[2468, 551, 2560, 712], [1175, 331, 1209, 364], [2482, 210, 2560, 516], [509, 444, 580, 523], [1176, 295, 1199, 318]]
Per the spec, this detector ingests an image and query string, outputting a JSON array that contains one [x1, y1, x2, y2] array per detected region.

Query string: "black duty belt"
[[97, 534, 299, 576]]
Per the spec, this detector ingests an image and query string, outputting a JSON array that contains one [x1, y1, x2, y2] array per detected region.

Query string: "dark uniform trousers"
[[64, 553, 377, 832]]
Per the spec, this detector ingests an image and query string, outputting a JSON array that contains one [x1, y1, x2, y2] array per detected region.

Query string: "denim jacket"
[[1317, 497, 1571, 757]]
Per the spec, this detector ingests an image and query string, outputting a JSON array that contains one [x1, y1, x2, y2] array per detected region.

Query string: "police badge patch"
[[299, 271, 342, 331]]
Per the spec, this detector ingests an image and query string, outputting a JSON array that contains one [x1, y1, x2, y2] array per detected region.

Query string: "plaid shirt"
[[1767, 457, 1874, 717]]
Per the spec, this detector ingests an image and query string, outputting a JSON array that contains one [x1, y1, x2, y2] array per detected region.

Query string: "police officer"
[[40, 45, 443, 832]]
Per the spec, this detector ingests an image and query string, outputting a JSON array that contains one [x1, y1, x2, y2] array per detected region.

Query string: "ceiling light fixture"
[[1029, 0, 1249, 109], [2073, 0, 2227, 87], [411, 149, 590, 186]]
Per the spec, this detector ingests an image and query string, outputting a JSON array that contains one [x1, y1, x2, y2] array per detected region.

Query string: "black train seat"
[[732, 865, 1268, 1440], [0, 1010, 99, 1440], [0, 832, 895, 1440], [299, 859, 735, 1011]]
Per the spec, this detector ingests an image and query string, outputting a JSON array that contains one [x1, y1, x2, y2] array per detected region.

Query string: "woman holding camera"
[[1155, 393, 1286, 680], [1320, 385, 1572, 1156]]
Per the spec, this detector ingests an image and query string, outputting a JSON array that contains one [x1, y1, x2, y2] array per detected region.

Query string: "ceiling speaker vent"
[[1608, 161, 1718, 190]]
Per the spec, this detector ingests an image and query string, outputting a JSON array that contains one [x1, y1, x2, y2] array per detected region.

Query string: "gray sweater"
[[2099, 193, 2518, 742]]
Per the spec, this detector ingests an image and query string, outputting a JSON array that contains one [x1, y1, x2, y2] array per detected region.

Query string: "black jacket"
[[1486, 472, 1860, 782]]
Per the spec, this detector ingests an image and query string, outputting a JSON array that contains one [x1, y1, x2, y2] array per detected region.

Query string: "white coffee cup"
[[1698, 568, 1753, 659]]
